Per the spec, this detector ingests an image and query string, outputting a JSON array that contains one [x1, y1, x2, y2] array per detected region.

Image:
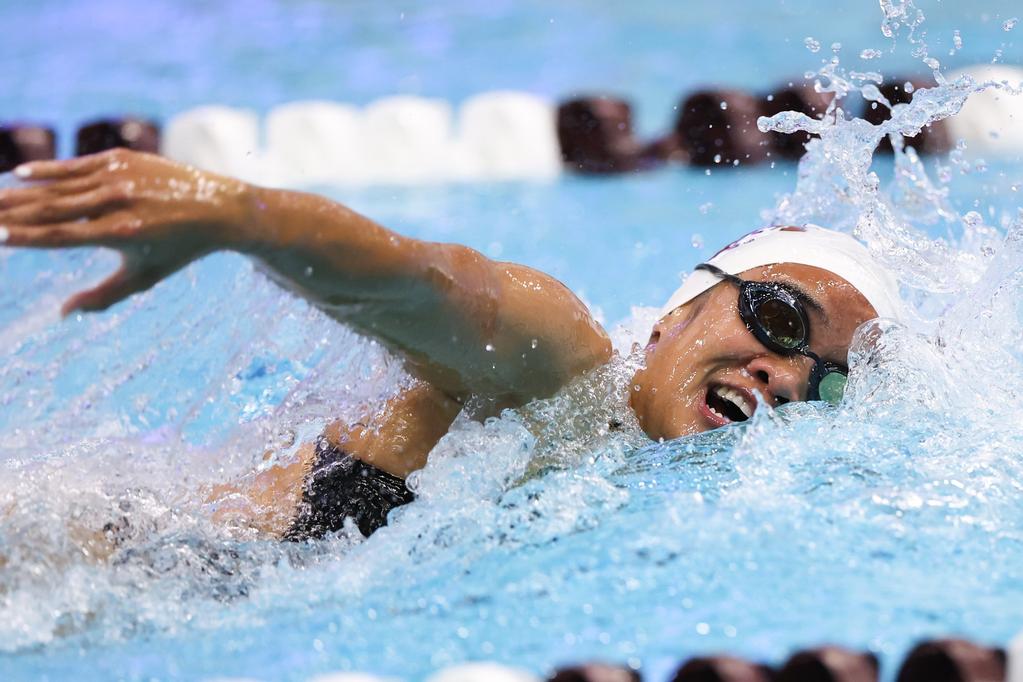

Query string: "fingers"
[[0, 177, 101, 209], [0, 212, 133, 249], [13, 152, 112, 181], [1, 222, 99, 248], [61, 264, 162, 316], [0, 185, 127, 225]]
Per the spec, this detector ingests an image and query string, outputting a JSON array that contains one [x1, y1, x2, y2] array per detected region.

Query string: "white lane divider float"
[[424, 662, 541, 682], [202, 663, 540, 682], [946, 65, 1023, 157], [306, 673, 402, 682], [264, 100, 364, 186], [162, 105, 263, 182], [162, 92, 561, 188], [1009, 631, 1023, 682]]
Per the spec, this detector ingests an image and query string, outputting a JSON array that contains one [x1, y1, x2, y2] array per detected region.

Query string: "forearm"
[[232, 186, 427, 309], [231, 186, 612, 403], [1, 150, 611, 404]]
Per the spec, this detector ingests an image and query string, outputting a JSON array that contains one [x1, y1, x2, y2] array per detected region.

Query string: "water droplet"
[[963, 211, 983, 228], [719, 101, 728, 111], [831, 42, 842, 53], [1003, 17, 1018, 31], [485, 343, 495, 352], [699, 203, 713, 215], [804, 37, 821, 53], [713, 154, 722, 164], [903, 81, 915, 94], [530, 338, 538, 349], [691, 234, 705, 249], [952, 29, 963, 51], [860, 48, 882, 60], [923, 57, 940, 70], [304, 266, 314, 277]]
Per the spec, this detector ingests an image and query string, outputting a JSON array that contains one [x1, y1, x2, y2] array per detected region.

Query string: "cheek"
[[635, 343, 706, 437]]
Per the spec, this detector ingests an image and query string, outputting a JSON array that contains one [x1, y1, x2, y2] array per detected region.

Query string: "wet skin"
[[0, 150, 879, 536], [629, 263, 877, 441]]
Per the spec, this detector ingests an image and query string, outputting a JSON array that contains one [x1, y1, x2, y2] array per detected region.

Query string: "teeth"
[[713, 386, 754, 419]]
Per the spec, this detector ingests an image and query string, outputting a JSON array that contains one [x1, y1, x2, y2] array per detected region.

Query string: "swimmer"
[[0, 149, 902, 541]]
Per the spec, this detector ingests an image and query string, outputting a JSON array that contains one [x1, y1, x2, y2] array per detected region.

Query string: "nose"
[[745, 353, 812, 404]]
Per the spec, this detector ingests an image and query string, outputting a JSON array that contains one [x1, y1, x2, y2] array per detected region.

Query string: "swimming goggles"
[[696, 263, 848, 405]]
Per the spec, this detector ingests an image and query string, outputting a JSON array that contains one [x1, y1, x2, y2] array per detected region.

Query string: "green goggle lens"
[[817, 371, 847, 405]]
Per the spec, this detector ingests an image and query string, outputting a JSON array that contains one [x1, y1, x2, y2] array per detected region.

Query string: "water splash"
[[3, 2, 1023, 680]]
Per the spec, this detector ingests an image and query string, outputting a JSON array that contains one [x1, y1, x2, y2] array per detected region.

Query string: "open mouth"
[[705, 384, 755, 423]]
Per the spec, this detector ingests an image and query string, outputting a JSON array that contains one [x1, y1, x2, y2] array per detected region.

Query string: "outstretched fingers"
[[0, 177, 102, 210], [0, 213, 131, 249], [13, 153, 111, 182], [0, 185, 128, 225]]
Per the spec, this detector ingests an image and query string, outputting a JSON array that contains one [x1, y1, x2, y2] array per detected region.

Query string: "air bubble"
[[1003, 17, 1018, 31], [804, 37, 821, 53]]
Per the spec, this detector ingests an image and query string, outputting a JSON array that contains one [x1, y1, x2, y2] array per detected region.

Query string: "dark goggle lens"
[[753, 297, 806, 350], [815, 371, 847, 405]]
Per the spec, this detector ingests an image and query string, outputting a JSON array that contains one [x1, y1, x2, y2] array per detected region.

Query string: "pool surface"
[[2, 1, 1023, 680]]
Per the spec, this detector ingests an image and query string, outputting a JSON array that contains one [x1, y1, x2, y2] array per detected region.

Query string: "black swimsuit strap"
[[283, 438, 415, 541]]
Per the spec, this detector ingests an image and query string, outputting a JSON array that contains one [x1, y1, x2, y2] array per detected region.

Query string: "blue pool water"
[[2, 1, 1023, 681]]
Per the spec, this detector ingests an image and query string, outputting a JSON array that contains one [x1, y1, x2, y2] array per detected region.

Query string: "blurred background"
[[3, 0, 1021, 137], [2, 0, 1021, 321]]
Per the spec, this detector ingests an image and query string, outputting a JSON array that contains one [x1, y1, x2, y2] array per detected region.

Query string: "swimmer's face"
[[629, 263, 877, 441]]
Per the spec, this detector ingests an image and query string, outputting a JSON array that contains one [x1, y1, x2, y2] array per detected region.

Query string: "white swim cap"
[[661, 225, 905, 320]]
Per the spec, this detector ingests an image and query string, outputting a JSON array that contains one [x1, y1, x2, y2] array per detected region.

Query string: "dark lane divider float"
[[0, 67, 1018, 184], [0, 123, 56, 173]]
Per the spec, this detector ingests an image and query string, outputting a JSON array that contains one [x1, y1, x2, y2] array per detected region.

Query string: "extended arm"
[[0, 150, 611, 405]]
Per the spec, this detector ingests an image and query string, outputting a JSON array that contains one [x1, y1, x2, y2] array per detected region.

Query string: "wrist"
[[216, 180, 270, 255]]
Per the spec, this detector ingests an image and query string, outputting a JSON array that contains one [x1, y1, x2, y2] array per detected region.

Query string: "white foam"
[[424, 663, 540, 682], [946, 65, 1023, 155], [161, 105, 263, 181]]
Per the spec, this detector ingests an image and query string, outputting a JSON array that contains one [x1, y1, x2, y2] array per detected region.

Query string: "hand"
[[0, 149, 250, 316]]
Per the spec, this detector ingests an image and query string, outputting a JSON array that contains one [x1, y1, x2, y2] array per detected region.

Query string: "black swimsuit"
[[283, 437, 416, 541]]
